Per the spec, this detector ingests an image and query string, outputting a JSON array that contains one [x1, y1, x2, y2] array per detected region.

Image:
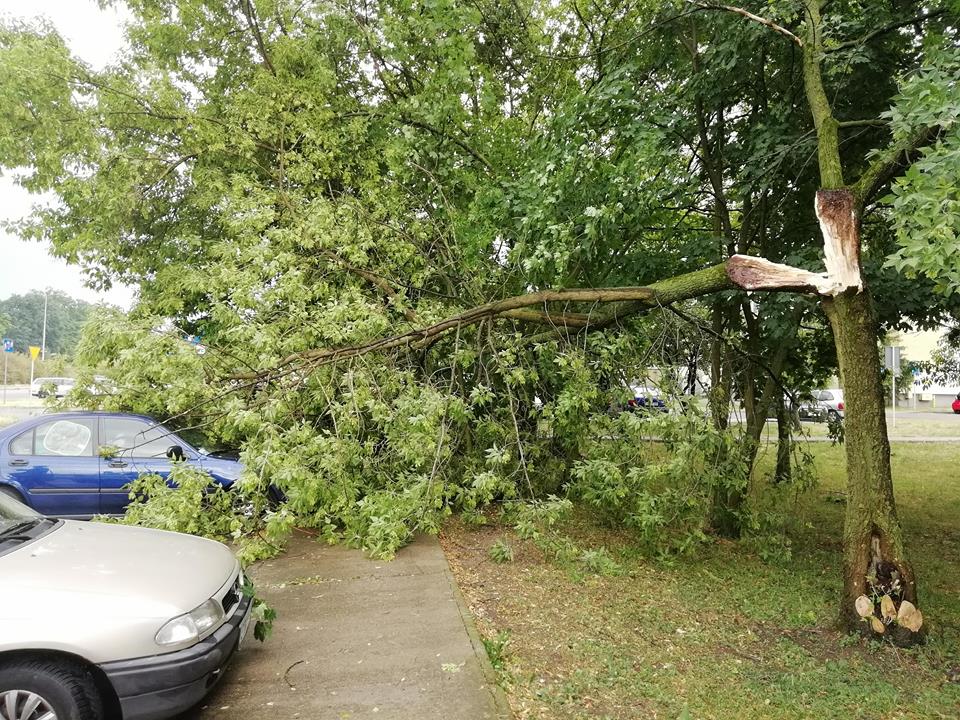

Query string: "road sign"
[[2, 338, 12, 353], [883, 346, 901, 378], [28, 345, 40, 360]]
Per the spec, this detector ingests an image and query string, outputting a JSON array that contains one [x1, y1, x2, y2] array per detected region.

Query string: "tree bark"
[[775, 392, 791, 484], [824, 287, 919, 641]]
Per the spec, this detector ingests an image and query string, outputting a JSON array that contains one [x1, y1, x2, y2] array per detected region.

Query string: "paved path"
[[189, 534, 509, 720]]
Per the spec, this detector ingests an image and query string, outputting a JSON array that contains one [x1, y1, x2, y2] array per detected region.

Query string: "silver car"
[[0, 492, 252, 720]]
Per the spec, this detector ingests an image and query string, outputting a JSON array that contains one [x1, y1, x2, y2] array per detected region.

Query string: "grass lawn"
[[748, 415, 960, 440], [441, 441, 960, 720]]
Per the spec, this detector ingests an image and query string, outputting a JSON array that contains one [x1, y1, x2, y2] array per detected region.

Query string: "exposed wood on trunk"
[[815, 190, 863, 294]]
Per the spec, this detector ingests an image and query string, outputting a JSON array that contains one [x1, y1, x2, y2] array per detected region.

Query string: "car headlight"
[[155, 598, 225, 647]]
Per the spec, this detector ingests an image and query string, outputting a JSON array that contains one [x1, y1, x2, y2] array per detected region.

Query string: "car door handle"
[[108, 460, 128, 468], [8, 459, 28, 467]]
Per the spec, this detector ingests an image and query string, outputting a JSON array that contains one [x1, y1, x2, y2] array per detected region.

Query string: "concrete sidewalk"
[[188, 533, 509, 720]]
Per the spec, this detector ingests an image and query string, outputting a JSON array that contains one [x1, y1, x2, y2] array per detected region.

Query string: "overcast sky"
[[0, 0, 134, 308]]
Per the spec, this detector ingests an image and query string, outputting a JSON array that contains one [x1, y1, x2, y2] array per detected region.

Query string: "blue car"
[[626, 385, 668, 413], [0, 412, 242, 518]]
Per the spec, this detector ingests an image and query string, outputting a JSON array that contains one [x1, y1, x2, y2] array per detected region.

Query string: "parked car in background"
[[29, 376, 75, 398], [797, 388, 845, 422], [627, 384, 668, 413], [0, 490, 252, 720], [0, 412, 242, 517], [816, 388, 845, 420], [952, 393, 960, 414]]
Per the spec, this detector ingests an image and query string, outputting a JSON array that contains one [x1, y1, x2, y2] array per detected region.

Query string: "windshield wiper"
[[0, 518, 49, 537]]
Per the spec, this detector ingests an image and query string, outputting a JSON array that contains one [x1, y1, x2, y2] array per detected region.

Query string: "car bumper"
[[99, 593, 253, 720]]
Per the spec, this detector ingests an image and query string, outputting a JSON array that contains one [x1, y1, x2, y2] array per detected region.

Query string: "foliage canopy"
[[1, 0, 958, 558]]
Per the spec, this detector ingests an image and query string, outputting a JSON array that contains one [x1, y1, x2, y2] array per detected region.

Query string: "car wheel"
[[0, 659, 103, 720]]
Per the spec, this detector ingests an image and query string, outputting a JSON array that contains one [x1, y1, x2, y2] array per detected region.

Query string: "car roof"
[[0, 411, 163, 440]]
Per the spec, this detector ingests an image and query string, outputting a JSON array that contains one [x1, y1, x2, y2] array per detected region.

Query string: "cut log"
[[855, 595, 874, 618], [897, 600, 924, 632], [880, 594, 897, 621]]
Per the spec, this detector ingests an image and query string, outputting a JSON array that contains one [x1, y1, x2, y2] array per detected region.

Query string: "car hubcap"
[[0, 690, 57, 720]]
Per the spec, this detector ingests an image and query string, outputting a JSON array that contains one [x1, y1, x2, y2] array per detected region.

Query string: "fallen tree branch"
[[229, 229, 859, 383], [319, 249, 420, 323], [229, 263, 736, 380]]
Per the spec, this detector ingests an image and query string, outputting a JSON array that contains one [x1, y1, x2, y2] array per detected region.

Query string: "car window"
[[102, 418, 179, 458], [820, 391, 833, 401], [34, 419, 95, 457], [9, 430, 32, 455]]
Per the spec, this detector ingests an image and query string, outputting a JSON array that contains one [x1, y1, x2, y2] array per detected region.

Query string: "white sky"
[[0, 0, 134, 308]]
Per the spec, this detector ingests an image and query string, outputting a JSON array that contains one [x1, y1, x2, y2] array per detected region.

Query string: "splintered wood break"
[[727, 255, 833, 293], [815, 189, 863, 294], [725, 189, 864, 297]]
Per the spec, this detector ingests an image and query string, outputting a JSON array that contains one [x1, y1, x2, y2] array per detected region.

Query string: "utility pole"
[[41, 289, 48, 361]]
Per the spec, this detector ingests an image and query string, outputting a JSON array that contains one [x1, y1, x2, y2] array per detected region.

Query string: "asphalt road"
[[0, 385, 45, 422], [0, 385, 31, 405]]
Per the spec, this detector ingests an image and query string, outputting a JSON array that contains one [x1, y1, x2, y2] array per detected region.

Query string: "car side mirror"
[[166, 445, 186, 462]]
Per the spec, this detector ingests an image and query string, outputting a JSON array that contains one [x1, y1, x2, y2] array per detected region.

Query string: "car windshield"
[[0, 491, 42, 534]]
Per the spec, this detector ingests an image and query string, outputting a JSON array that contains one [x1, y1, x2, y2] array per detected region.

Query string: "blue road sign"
[[2, 338, 12, 353]]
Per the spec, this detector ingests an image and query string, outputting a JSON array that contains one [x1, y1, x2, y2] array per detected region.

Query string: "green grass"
[[443, 441, 960, 720], [749, 414, 960, 440]]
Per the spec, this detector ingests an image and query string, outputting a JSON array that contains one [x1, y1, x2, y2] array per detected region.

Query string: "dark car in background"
[[627, 385, 668, 413], [0, 412, 243, 517]]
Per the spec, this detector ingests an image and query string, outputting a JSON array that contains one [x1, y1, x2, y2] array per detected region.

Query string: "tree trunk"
[[775, 392, 791, 484], [824, 289, 919, 641], [708, 301, 742, 536], [799, 0, 921, 644]]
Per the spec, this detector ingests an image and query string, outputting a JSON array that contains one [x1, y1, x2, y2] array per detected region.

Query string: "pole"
[[30, 356, 34, 388], [2, 352, 6, 405], [41, 290, 48, 361]]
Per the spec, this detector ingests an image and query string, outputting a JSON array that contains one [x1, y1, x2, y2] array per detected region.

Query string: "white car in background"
[[797, 388, 845, 421], [29, 377, 75, 399], [815, 388, 845, 420]]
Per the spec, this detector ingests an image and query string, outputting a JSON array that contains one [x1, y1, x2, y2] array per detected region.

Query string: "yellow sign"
[[28, 346, 40, 360]]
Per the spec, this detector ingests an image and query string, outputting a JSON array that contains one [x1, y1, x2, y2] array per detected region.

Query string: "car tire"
[[0, 658, 103, 720]]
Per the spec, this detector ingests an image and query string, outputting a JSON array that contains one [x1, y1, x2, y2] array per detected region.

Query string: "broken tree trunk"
[[815, 192, 919, 639], [233, 197, 920, 646], [798, 0, 920, 644], [825, 288, 919, 642], [745, 187, 920, 643]]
